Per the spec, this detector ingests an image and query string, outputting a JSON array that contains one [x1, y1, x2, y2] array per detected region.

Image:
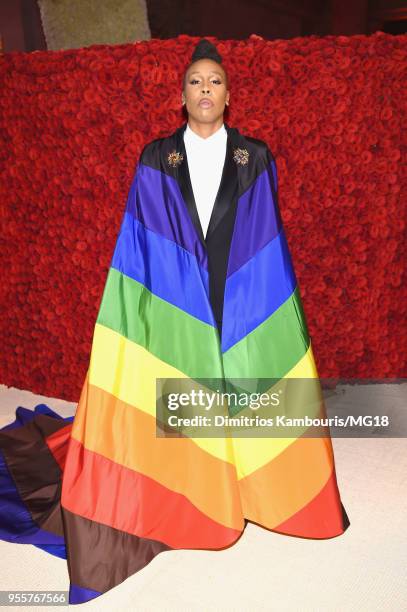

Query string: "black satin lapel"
[[174, 124, 206, 247], [205, 126, 238, 240]]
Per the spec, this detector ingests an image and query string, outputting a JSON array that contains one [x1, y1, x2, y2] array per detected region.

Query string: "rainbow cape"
[[0, 122, 349, 604]]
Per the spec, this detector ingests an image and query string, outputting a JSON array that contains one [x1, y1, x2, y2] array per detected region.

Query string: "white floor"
[[0, 383, 406, 611]]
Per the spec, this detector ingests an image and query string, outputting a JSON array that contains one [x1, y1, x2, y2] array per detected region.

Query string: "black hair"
[[192, 38, 222, 63], [182, 38, 229, 90]]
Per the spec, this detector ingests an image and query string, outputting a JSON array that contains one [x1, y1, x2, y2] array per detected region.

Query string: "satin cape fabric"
[[0, 122, 350, 604]]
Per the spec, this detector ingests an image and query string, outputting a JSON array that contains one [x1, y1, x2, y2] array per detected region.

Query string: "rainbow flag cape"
[[0, 122, 349, 604]]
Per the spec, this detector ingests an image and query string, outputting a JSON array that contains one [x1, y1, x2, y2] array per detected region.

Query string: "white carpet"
[[0, 383, 406, 611]]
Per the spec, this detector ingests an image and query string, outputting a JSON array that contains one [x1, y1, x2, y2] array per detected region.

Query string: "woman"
[[0, 39, 350, 605]]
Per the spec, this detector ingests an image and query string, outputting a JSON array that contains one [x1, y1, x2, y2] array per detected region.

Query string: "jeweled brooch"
[[233, 147, 249, 166], [167, 150, 184, 167]]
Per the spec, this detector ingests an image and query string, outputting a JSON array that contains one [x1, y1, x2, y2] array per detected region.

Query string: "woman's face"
[[182, 59, 230, 125]]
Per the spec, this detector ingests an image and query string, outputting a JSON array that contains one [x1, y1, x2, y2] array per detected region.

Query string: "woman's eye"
[[189, 79, 221, 85]]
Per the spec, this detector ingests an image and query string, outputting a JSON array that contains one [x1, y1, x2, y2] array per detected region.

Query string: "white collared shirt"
[[183, 122, 227, 239]]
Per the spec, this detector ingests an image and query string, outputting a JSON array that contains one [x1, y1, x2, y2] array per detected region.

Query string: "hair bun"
[[191, 38, 222, 64]]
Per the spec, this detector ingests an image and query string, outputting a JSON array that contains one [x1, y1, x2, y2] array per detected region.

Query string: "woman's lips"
[[198, 99, 214, 108]]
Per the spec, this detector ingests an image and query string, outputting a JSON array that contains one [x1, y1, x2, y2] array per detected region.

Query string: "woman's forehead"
[[187, 60, 225, 76]]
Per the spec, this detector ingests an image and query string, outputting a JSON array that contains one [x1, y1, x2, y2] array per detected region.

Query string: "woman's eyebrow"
[[189, 71, 223, 77]]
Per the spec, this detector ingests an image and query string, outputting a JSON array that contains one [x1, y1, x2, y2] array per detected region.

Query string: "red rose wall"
[[0, 32, 405, 401]]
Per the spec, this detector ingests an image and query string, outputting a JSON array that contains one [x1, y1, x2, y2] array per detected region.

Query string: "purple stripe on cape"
[[69, 583, 101, 605], [126, 163, 208, 269], [227, 163, 282, 277]]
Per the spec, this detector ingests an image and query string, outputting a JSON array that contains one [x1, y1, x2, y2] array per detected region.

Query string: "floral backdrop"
[[0, 32, 405, 401]]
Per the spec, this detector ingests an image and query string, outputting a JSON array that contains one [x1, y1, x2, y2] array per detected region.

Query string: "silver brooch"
[[233, 147, 249, 166], [167, 150, 184, 167]]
